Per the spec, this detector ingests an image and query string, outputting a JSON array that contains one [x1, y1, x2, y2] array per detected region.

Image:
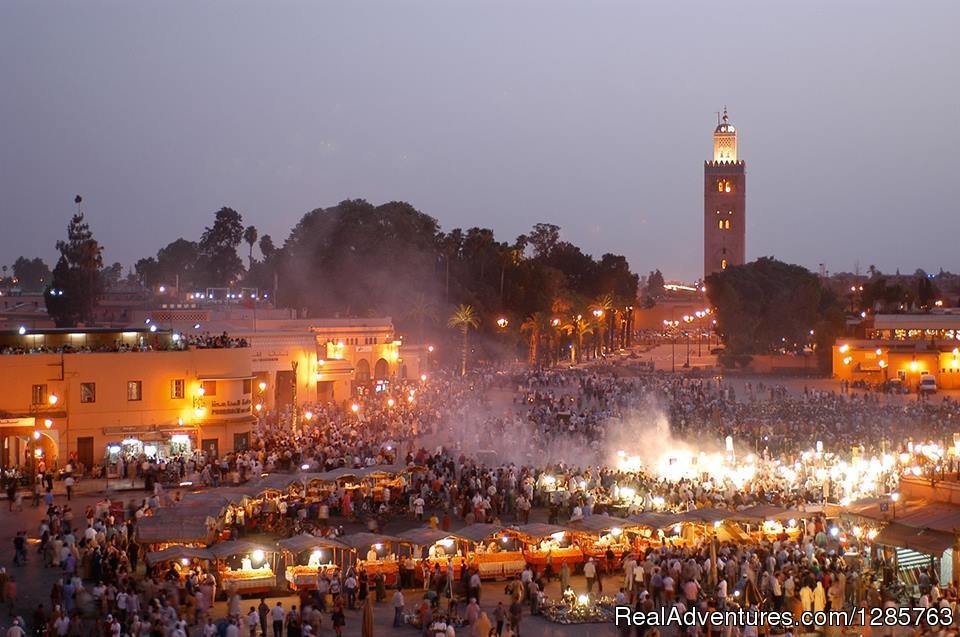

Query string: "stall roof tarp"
[[874, 523, 956, 556], [277, 534, 350, 554], [678, 508, 731, 524], [395, 528, 455, 546], [450, 524, 503, 543], [567, 516, 634, 534], [844, 499, 960, 535], [146, 545, 215, 565], [732, 505, 800, 523], [136, 514, 216, 544], [336, 532, 402, 551], [628, 512, 682, 530], [513, 523, 572, 539], [180, 491, 247, 508], [208, 540, 276, 560], [251, 474, 304, 492]]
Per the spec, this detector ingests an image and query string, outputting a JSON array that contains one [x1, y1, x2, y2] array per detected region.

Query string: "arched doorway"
[[355, 359, 371, 382], [374, 358, 389, 380]]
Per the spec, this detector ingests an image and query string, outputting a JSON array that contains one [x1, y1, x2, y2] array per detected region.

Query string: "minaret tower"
[[703, 107, 746, 278]]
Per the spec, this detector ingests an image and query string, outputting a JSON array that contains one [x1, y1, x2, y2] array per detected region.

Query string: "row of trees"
[[37, 199, 641, 368]]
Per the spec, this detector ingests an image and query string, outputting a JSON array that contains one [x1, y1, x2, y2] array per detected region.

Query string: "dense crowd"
[[4, 362, 960, 635]]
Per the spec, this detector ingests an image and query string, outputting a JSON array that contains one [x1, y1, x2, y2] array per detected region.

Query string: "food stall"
[[567, 515, 635, 560], [277, 534, 350, 590], [730, 504, 802, 541], [627, 511, 684, 548], [211, 540, 279, 595], [338, 532, 402, 586], [396, 527, 467, 580], [446, 523, 524, 580], [145, 545, 216, 582], [513, 523, 583, 570], [135, 507, 221, 549]]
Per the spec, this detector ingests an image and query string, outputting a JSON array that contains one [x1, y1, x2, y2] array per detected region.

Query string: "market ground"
[[0, 358, 942, 636], [0, 479, 621, 636]]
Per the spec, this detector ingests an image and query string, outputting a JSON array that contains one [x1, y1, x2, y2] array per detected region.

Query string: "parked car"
[[919, 374, 938, 394]]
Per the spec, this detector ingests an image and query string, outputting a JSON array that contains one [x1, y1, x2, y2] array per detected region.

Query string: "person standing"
[[584, 558, 597, 594], [258, 598, 270, 637], [271, 601, 285, 637], [392, 587, 405, 628], [64, 476, 74, 501], [330, 603, 345, 637], [247, 607, 259, 637], [508, 599, 523, 637]]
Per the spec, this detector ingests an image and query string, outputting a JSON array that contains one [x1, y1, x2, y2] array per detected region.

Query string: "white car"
[[919, 375, 937, 394]]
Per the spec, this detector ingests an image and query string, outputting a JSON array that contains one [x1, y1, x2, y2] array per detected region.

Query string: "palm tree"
[[448, 304, 479, 377], [243, 225, 258, 269], [562, 313, 595, 364], [592, 293, 616, 355], [520, 312, 550, 366]]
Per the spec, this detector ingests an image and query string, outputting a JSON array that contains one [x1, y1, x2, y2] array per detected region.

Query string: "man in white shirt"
[[271, 602, 285, 637], [247, 607, 260, 637]]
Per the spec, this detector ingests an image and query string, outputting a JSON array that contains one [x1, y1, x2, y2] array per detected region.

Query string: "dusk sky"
[[2, 1, 958, 282]]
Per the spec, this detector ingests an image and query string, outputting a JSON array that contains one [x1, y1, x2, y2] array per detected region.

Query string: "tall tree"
[[197, 207, 245, 287], [243, 225, 259, 269], [527, 223, 560, 259], [258, 234, 276, 261], [11, 257, 51, 292], [45, 196, 104, 326], [706, 257, 843, 369], [448, 304, 479, 377], [102, 262, 124, 288]]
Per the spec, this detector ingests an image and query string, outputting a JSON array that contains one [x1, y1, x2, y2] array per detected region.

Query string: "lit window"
[[171, 379, 185, 399], [127, 380, 143, 402], [719, 220, 724, 230], [724, 220, 731, 230], [721, 259, 728, 270]]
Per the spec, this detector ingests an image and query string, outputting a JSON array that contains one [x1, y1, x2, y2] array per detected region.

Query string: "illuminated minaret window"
[[703, 107, 746, 279]]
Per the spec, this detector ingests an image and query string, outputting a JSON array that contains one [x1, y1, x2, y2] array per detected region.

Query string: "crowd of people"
[[3, 360, 960, 635]]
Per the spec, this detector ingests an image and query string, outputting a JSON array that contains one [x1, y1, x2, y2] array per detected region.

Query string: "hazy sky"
[[2, 1, 958, 282]]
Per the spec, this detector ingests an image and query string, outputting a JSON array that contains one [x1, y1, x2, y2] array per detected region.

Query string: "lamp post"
[[682, 315, 693, 368], [891, 492, 900, 520]]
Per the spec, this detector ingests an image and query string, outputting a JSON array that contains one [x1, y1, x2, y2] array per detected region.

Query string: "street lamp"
[[496, 317, 509, 329]]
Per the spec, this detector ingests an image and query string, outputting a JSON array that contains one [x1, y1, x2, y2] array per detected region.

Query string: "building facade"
[[832, 314, 960, 390], [0, 328, 254, 472], [704, 108, 746, 279]]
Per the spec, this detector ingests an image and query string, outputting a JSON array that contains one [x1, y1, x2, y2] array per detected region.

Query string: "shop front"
[[0, 417, 59, 473], [102, 426, 200, 474]]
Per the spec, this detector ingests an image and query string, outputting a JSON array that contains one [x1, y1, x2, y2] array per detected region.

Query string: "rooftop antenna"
[[716, 110, 722, 126]]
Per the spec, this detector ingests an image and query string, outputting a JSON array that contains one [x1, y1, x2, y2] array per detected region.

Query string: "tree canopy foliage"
[[45, 200, 104, 326], [706, 257, 843, 368]]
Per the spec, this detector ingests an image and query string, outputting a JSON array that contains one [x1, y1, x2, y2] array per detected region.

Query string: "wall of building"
[[0, 348, 254, 469], [832, 342, 960, 390]]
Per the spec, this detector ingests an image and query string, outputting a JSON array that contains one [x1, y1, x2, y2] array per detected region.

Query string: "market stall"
[[210, 540, 279, 595], [395, 527, 467, 582], [337, 532, 402, 586], [512, 523, 583, 570], [627, 511, 684, 547], [277, 534, 350, 590], [730, 504, 802, 541], [136, 506, 221, 549], [451, 523, 525, 579], [566, 515, 635, 560], [144, 545, 216, 583]]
